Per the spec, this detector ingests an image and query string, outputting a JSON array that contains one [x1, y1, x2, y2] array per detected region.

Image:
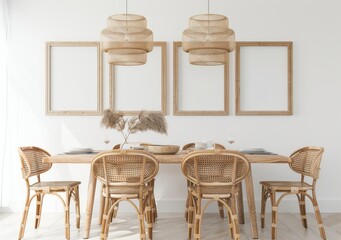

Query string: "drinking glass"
[[103, 135, 110, 145], [227, 136, 235, 149]]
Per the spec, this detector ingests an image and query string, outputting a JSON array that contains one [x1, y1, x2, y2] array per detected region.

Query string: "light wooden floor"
[[1, 212, 341, 239]]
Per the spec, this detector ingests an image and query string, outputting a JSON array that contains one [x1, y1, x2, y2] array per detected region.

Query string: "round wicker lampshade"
[[101, 28, 153, 52], [189, 14, 228, 27], [107, 49, 147, 66], [188, 49, 228, 66], [182, 27, 235, 52], [107, 14, 146, 28], [182, 14, 235, 66], [101, 14, 153, 66]]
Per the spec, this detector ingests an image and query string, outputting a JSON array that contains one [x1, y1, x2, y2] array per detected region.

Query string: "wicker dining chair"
[[92, 150, 159, 240], [260, 146, 326, 239], [18, 146, 81, 240], [182, 150, 250, 240], [182, 143, 227, 221], [98, 145, 158, 225]]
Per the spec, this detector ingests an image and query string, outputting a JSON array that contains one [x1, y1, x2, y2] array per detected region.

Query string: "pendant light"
[[101, 0, 153, 66], [182, 0, 235, 65]]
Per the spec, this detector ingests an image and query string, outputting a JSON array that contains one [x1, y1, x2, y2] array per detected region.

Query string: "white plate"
[[131, 146, 145, 150], [194, 147, 207, 150], [66, 148, 93, 154], [241, 147, 265, 152], [193, 147, 214, 150]]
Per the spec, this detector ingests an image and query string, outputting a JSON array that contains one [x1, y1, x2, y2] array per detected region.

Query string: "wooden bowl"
[[147, 145, 180, 155]]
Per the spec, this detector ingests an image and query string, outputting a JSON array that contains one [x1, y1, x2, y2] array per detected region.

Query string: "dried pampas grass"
[[134, 111, 167, 134], [101, 110, 125, 131], [101, 109, 168, 143]]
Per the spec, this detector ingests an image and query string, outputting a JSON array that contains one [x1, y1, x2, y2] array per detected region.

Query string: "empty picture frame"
[[235, 41, 293, 115], [173, 41, 229, 116], [109, 41, 167, 115], [46, 41, 102, 115]]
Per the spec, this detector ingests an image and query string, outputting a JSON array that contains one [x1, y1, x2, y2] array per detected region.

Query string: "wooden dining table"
[[43, 150, 291, 239]]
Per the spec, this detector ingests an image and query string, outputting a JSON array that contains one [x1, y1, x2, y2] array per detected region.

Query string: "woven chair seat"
[[30, 181, 81, 191], [102, 185, 152, 198], [260, 181, 313, 191], [189, 185, 236, 198]]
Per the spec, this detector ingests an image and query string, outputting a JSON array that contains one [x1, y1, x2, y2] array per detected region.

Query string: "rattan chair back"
[[289, 146, 324, 179], [182, 150, 249, 186], [182, 142, 225, 150], [18, 146, 52, 179], [92, 150, 159, 187]]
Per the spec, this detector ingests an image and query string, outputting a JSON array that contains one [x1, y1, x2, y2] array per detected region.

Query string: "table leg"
[[245, 166, 259, 239], [83, 170, 97, 239]]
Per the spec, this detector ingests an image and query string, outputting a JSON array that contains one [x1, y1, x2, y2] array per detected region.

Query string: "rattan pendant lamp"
[[182, 0, 235, 65], [101, 0, 153, 65]]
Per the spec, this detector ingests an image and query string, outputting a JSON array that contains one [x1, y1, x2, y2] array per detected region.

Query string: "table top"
[[43, 150, 291, 164]]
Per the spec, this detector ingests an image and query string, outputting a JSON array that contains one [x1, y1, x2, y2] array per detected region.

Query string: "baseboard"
[[0, 207, 12, 213]]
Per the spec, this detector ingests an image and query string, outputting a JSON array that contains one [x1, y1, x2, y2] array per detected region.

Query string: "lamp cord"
[[208, 0, 210, 15], [126, 0, 128, 18], [207, 0, 210, 39], [124, 0, 128, 41]]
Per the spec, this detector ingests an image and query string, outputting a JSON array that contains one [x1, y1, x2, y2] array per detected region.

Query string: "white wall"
[[2, 0, 341, 214]]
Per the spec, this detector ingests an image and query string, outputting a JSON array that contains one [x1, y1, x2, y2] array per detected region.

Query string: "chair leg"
[[230, 195, 241, 240], [187, 192, 195, 239], [260, 185, 267, 229], [226, 199, 234, 239], [98, 184, 105, 225], [311, 192, 326, 240], [35, 193, 43, 228], [75, 186, 81, 229], [218, 201, 224, 219], [185, 180, 191, 222], [149, 179, 157, 221], [194, 197, 202, 240], [64, 190, 71, 240], [270, 191, 278, 240], [237, 182, 245, 224], [146, 194, 153, 239], [297, 192, 307, 228], [185, 192, 191, 222], [101, 195, 110, 240], [18, 190, 31, 240], [138, 198, 146, 240], [109, 199, 119, 223], [114, 200, 120, 218], [150, 193, 156, 223]]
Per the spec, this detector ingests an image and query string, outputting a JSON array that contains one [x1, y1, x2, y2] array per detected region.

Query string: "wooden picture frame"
[[235, 41, 293, 116], [109, 41, 167, 115], [173, 41, 229, 116], [46, 41, 103, 116]]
